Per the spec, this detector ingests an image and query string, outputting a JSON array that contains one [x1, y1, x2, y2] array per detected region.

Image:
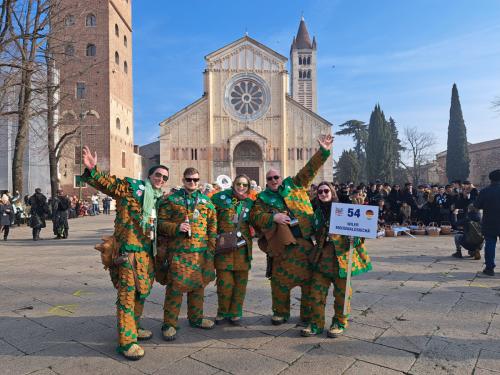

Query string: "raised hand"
[[318, 134, 334, 150], [82, 145, 97, 170]]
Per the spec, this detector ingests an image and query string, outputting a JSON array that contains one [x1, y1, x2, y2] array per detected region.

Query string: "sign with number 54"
[[329, 203, 379, 239]]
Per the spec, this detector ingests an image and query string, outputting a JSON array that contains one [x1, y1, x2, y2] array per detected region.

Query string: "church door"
[[233, 140, 262, 186]]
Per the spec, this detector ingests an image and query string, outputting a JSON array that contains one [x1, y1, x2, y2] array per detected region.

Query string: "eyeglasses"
[[184, 177, 200, 183], [317, 189, 331, 195], [235, 182, 249, 187], [154, 172, 169, 182], [266, 175, 280, 181]]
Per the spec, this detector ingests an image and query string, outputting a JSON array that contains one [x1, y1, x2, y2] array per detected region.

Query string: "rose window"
[[224, 73, 270, 121]]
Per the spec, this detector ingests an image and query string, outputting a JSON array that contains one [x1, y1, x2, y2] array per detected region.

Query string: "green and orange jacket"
[[211, 189, 255, 271], [312, 208, 372, 278], [250, 147, 330, 240], [157, 189, 217, 290], [82, 166, 154, 254]]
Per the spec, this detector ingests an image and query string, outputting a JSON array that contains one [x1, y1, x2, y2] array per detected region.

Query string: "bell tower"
[[290, 16, 317, 112]]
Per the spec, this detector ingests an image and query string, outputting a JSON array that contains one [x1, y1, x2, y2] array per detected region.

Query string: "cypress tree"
[[446, 83, 470, 182], [366, 105, 392, 182], [387, 117, 403, 182], [335, 150, 360, 183]]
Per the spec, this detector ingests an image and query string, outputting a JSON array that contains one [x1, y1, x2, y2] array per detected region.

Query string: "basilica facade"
[[159, 18, 333, 187]]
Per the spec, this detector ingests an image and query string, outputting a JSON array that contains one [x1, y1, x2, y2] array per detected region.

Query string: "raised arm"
[[292, 135, 333, 188], [80, 146, 129, 198]]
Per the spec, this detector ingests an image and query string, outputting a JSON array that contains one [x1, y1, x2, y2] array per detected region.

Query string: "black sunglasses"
[[185, 177, 200, 183], [266, 175, 280, 181], [317, 189, 331, 195], [235, 182, 249, 187], [154, 172, 169, 182]]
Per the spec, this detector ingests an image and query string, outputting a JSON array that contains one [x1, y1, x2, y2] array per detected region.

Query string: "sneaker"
[[451, 251, 463, 259], [327, 323, 345, 338], [137, 328, 153, 341], [271, 315, 285, 326], [215, 315, 226, 325], [300, 325, 319, 337], [191, 318, 214, 330], [122, 343, 145, 361], [162, 326, 177, 341], [229, 317, 242, 326], [483, 268, 495, 277]]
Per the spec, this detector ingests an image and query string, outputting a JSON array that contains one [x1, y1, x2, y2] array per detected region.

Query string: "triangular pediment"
[[229, 127, 268, 142], [205, 36, 287, 72]]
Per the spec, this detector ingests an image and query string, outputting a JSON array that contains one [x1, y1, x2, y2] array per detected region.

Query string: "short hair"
[[489, 169, 500, 182], [183, 167, 199, 177], [35, 188, 41, 193]]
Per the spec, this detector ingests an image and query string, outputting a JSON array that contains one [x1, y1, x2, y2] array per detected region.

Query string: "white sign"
[[329, 203, 379, 239]]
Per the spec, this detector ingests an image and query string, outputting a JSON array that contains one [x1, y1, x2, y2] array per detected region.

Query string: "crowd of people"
[[0, 189, 114, 241]]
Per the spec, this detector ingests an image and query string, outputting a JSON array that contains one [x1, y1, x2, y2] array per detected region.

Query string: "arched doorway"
[[233, 140, 262, 185]]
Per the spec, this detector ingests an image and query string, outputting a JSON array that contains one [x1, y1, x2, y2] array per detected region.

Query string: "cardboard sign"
[[329, 203, 379, 239]]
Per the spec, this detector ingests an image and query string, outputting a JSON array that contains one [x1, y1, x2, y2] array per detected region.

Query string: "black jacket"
[[474, 182, 500, 237]]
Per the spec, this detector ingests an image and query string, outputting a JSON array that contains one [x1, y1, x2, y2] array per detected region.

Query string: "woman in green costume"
[[302, 181, 372, 337], [212, 174, 255, 325]]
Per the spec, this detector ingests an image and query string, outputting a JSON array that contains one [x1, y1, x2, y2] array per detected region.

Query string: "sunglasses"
[[184, 177, 200, 183], [317, 189, 331, 195], [235, 182, 249, 187], [154, 172, 169, 182], [266, 175, 280, 181]]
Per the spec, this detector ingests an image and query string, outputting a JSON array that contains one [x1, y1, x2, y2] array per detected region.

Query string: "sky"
[[132, 0, 500, 161]]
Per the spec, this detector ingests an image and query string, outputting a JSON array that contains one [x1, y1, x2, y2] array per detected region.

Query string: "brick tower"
[[290, 17, 317, 112], [54, 0, 136, 196]]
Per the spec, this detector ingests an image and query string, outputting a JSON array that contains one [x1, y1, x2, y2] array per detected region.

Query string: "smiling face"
[[266, 168, 282, 192], [183, 173, 200, 192], [317, 184, 332, 203], [233, 176, 250, 196], [149, 167, 169, 189]]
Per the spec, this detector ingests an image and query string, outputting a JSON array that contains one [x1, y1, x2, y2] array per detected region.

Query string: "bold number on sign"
[[347, 208, 361, 218]]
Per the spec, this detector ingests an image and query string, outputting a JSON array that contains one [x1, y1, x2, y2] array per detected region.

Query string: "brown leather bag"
[[215, 231, 238, 254]]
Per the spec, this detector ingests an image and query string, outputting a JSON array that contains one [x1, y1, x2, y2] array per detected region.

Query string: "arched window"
[[64, 14, 75, 26], [126, 126, 129, 135], [123, 35, 127, 47], [115, 51, 120, 65], [86, 14, 96, 27], [298, 70, 302, 79], [115, 24, 119, 36], [65, 44, 74, 56], [116, 118, 121, 130], [86, 43, 96, 57], [123, 61, 128, 74], [307, 56, 311, 64], [307, 70, 311, 79], [298, 56, 302, 65]]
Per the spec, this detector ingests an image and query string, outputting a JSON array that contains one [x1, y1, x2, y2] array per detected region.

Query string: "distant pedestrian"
[[52, 189, 71, 239], [91, 193, 100, 215], [474, 169, 500, 276], [28, 188, 49, 241], [0, 194, 15, 241], [102, 196, 112, 215]]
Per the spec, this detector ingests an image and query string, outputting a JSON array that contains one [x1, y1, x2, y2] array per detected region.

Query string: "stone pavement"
[[1, 214, 499, 375]]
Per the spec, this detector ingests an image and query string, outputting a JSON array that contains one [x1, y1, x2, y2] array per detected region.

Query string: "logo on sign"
[[335, 207, 344, 216], [365, 209, 375, 220]]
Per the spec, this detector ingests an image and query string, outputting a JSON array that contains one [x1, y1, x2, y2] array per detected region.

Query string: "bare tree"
[[400, 127, 436, 185]]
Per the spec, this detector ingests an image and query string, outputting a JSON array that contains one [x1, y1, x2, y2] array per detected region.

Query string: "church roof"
[[205, 35, 287, 62], [293, 17, 314, 49]]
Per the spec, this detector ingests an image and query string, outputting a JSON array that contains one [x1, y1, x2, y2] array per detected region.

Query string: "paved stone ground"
[[1, 214, 500, 375]]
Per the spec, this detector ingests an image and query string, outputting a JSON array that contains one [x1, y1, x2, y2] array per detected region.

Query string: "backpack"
[[465, 221, 484, 246]]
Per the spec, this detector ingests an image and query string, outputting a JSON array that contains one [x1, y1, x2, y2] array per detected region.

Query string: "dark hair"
[[148, 164, 169, 177], [317, 181, 338, 202], [233, 174, 251, 190], [183, 167, 199, 177], [489, 169, 500, 182]]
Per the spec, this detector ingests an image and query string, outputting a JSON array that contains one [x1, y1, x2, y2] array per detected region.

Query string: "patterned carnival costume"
[[302, 205, 372, 337], [83, 166, 162, 359], [157, 188, 217, 340], [212, 189, 255, 323], [251, 147, 331, 324]]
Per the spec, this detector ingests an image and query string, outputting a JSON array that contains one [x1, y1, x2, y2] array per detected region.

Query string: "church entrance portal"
[[233, 140, 262, 185]]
